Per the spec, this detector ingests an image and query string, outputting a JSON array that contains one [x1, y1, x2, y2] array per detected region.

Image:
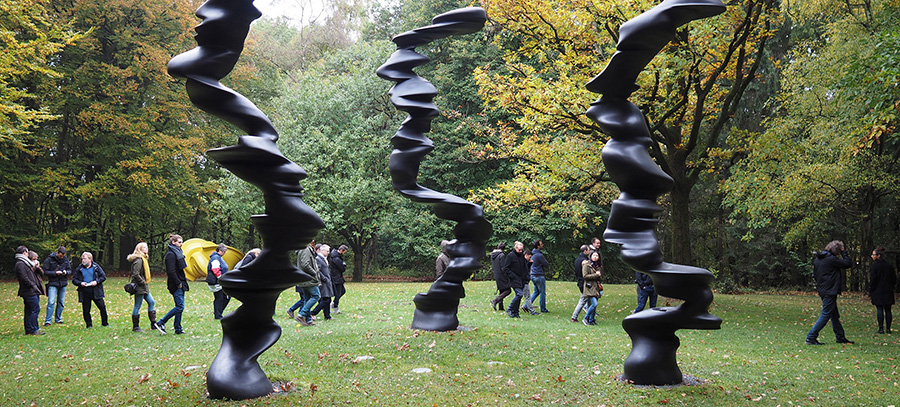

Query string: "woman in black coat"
[[72, 252, 108, 328], [490, 243, 509, 311], [869, 247, 896, 334]]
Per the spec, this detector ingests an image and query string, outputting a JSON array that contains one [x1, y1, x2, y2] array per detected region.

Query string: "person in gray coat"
[[311, 244, 334, 320]]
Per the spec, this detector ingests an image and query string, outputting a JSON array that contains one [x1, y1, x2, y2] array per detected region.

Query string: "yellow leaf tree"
[[473, 0, 778, 264]]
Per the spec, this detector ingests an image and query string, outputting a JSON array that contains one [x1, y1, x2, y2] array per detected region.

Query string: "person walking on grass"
[[15, 245, 44, 335], [73, 252, 108, 328], [806, 240, 854, 345], [287, 241, 320, 326], [521, 249, 539, 315], [581, 250, 603, 326], [207, 243, 230, 320], [529, 239, 550, 314], [157, 234, 189, 335], [127, 242, 160, 333], [43, 246, 71, 326], [311, 244, 333, 321], [490, 242, 510, 311], [634, 270, 658, 313], [869, 246, 895, 334], [329, 245, 348, 315], [504, 241, 527, 318], [570, 244, 590, 323]]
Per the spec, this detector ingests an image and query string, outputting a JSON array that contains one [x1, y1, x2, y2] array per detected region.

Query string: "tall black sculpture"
[[167, 0, 324, 400], [377, 8, 493, 331], [585, 0, 725, 385]]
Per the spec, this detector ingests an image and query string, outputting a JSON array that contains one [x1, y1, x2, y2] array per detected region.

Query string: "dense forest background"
[[2, 0, 898, 291]]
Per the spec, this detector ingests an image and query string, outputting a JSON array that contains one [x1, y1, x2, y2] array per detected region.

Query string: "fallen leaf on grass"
[[167, 379, 179, 388], [137, 373, 151, 384], [530, 394, 542, 401]]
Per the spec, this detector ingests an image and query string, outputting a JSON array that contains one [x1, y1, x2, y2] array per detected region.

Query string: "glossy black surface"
[[168, 0, 323, 399], [585, 0, 725, 385], [377, 8, 493, 331]]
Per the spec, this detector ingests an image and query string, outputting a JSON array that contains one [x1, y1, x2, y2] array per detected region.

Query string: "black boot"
[[148, 310, 159, 331], [498, 301, 504, 311], [132, 315, 144, 333]]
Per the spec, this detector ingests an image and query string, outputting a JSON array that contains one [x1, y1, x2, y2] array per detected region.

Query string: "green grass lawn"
[[0, 279, 897, 406]]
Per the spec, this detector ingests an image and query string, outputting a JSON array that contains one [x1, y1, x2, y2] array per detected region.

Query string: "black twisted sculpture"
[[167, 0, 324, 400], [585, 0, 725, 385], [377, 8, 493, 331]]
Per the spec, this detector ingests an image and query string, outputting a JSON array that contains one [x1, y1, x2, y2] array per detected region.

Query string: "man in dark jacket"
[[157, 234, 189, 335], [206, 243, 230, 320], [806, 240, 854, 345], [15, 245, 45, 335], [529, 240, 550, 313], [490, 242, 509, 311], [503, 241, 527, 318], [634, 271, 657, 313], [288, 242, 320, 326], [329, 245, 348, 314], [570, 245, 591, 322], [43, 246, 71, 326]]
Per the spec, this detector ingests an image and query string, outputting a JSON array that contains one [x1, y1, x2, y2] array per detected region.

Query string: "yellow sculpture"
[[181, 238, 245, 281]]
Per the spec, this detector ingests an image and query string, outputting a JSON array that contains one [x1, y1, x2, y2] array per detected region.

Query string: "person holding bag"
[[127, 242, 160, 333], [581, 251, 604, 326]]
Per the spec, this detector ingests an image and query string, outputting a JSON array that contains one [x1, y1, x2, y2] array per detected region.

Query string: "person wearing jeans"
[[529, 240, 550, 313], [634, 271, 658, 313], [43, 246, 71, 325], [158, 234, 189, 335], [288, 242, 320, 326], [127, 242, 160, 333], [581, 250, 603, 325], [806, 240, 853, 345]]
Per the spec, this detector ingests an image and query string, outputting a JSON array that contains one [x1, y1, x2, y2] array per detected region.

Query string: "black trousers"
[[332, 283, 346, 308], [82, 298, 108, 327], [212, 289, 230, 319]]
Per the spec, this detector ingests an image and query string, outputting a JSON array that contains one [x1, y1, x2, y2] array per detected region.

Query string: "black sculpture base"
[[207, 288, 282, 400], [621, 305, 721, 385]]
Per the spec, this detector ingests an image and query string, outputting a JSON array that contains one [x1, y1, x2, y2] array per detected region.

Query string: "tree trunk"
[[669, 181, 694, 266], [351, 242, 364, 282]]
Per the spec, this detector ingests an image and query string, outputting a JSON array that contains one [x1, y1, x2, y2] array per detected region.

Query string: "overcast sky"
[[253, 0, 327, 23]]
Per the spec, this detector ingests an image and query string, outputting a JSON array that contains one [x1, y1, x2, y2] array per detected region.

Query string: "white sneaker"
[[334, 308, 341, 315]]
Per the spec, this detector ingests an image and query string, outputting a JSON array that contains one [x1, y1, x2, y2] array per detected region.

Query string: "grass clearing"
[[0, 279, 897, 406]]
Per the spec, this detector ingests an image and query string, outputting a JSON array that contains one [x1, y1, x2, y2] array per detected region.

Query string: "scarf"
[[141, 254, 151, 283], [15, 253, 31, 266]]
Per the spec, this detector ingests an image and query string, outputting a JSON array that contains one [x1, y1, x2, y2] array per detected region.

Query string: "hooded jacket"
[[813, 250, 851, 296], [296, 246, 320, 289], [502, 250, 527, 290], [127, 252, 150, 295], [206, 251, 229, 285]]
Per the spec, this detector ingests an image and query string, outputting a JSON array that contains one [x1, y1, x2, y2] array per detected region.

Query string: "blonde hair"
[[131, 242, 148, 257], [81, 252, 93, 261]]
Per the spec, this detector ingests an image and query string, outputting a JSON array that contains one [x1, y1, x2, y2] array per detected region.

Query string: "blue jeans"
[[529, 276, 548, 312], [507, 287, 525, 314], [24, 295, 40, 334], [584, 296, 599, 324], [45, 285, 66, 324], [132, 292, 156, 316], [289, 286, 320, 321], [160, 288, 185, 333], [634, 285, 658, 313], [807, 294, 846, 342]]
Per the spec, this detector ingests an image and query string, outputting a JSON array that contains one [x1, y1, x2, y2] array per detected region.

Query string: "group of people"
[[487, 239, 551, 318], [805, 241, 896, 345], [286, 241, 349, 326], [14, 244, 119, 334], [12, 234, 351, 336]]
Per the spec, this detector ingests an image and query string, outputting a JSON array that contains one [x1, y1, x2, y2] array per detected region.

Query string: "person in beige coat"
[[581, 251, 603, 325]]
